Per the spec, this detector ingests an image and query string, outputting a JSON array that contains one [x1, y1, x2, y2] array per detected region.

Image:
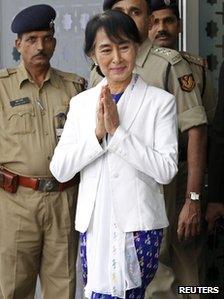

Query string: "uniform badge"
[[78, 77, 88, 90], [178, 74, 195, 92], [49, 19, 54, 28], [55, 112, 67, 141]]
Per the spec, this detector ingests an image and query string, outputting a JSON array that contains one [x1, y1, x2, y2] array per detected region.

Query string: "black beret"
[[103, 0, 150, 10], [11, 4, 56, 34], [149, 0, 179, 18]]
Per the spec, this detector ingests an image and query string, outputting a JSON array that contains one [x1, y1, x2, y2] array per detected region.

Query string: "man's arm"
[[177, 125, 207, 240], [167, 58, 208, 241]]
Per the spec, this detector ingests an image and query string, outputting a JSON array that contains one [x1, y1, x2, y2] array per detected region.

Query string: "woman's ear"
[[90, 53, 98, 66]]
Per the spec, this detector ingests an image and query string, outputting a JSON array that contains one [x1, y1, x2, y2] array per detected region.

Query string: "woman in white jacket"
[[50, 10, 178, 299]]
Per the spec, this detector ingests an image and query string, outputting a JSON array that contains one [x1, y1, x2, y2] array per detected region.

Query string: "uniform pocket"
[[7, 105, 35, 135], [53, 105, 69, 140]]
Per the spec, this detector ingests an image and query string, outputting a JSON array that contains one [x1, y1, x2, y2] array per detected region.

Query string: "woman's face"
[[91, 28, 138, 87]]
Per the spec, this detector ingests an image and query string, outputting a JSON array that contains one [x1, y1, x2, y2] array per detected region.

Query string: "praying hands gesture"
[[95, 85, 120, 142]]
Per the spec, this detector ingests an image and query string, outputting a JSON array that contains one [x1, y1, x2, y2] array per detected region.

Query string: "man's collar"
[[135, 38, 153, 67], [17, 62, 60, 89], [48, 68, 60, 89], [17, 62, 30, 88]]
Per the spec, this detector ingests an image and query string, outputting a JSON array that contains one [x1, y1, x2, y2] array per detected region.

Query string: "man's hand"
[[205, 202, 224, 232], [101, 85, 119, 135], [177, 198, 201, 241]]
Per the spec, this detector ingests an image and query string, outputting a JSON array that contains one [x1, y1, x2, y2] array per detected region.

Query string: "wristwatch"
[[189, 192, 200, 201]]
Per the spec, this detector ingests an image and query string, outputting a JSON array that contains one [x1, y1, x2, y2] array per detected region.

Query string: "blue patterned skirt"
[[80, 229, 163, 299]]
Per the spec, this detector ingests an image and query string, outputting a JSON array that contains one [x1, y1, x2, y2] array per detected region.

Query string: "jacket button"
[[113, 173, 119, 178]]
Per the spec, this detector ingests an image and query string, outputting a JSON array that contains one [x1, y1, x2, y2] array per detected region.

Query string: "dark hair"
[[17, 27, 55, 39], [84, 10, 140, 57]]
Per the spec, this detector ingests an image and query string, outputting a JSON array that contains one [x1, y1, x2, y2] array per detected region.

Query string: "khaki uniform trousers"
[[145, 162, 206, 299], [0, 184, 78, 299]]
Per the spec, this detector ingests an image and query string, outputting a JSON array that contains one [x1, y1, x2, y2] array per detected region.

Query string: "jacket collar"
[[119, 74, 147, 131]]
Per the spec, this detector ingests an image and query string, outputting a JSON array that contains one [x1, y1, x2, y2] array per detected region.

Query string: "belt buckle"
[[38, 178, 58, 192]]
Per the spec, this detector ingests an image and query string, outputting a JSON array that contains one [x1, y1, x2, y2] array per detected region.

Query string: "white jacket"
[[50, 75, 178, 233]]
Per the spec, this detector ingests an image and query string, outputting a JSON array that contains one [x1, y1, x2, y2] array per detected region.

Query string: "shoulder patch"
[[178, 74, 196, 92], [152, 46, 182, 65], [181, 51, 207, 68]]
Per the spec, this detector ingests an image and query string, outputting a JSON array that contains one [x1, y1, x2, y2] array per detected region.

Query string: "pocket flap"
[[7, 105, 35, 120]]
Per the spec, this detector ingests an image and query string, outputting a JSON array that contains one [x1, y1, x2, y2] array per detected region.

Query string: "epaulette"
[[0, 68, 17, 78], [55, 69, 86, 86], [180, 51, 207, 68], [0, 69, 9, 78], [151, 46, 182, 65]]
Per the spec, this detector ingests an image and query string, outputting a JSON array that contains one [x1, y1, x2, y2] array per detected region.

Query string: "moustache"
[[155, 31, 171, 39], [33, 52, 47, 58]]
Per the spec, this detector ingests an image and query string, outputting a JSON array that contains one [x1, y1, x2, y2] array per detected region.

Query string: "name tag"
[[10, 97, 31, 107]]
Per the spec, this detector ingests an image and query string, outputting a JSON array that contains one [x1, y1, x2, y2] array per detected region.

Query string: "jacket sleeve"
[[107, 93, 178, 184], [50, 97, 105, 182]]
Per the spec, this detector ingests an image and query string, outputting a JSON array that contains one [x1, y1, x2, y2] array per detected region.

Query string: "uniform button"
[[113, 173, 119, 178], [47, 156, 51, 161], [44, 131, 49, 135]]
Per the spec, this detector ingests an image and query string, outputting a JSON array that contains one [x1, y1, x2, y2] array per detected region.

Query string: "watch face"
[[190, 192, 200, 200]]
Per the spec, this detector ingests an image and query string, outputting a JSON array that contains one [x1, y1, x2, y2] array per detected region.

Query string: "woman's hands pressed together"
[[95, 85, 120, 141]]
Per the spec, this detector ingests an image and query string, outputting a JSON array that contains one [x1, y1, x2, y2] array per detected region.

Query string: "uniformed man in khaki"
[[146, 1, 216, 298], [93, 0, 207, 298], [0, 4, 85, 299]]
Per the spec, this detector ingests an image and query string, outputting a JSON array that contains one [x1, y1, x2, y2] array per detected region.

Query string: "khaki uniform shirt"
[[0, 62, 85, 177], [90, 39, 207, 132], [181, 51, 217, 124]]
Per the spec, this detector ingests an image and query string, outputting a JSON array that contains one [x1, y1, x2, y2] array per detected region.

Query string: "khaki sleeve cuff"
[[178, 105, 207, 132]]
